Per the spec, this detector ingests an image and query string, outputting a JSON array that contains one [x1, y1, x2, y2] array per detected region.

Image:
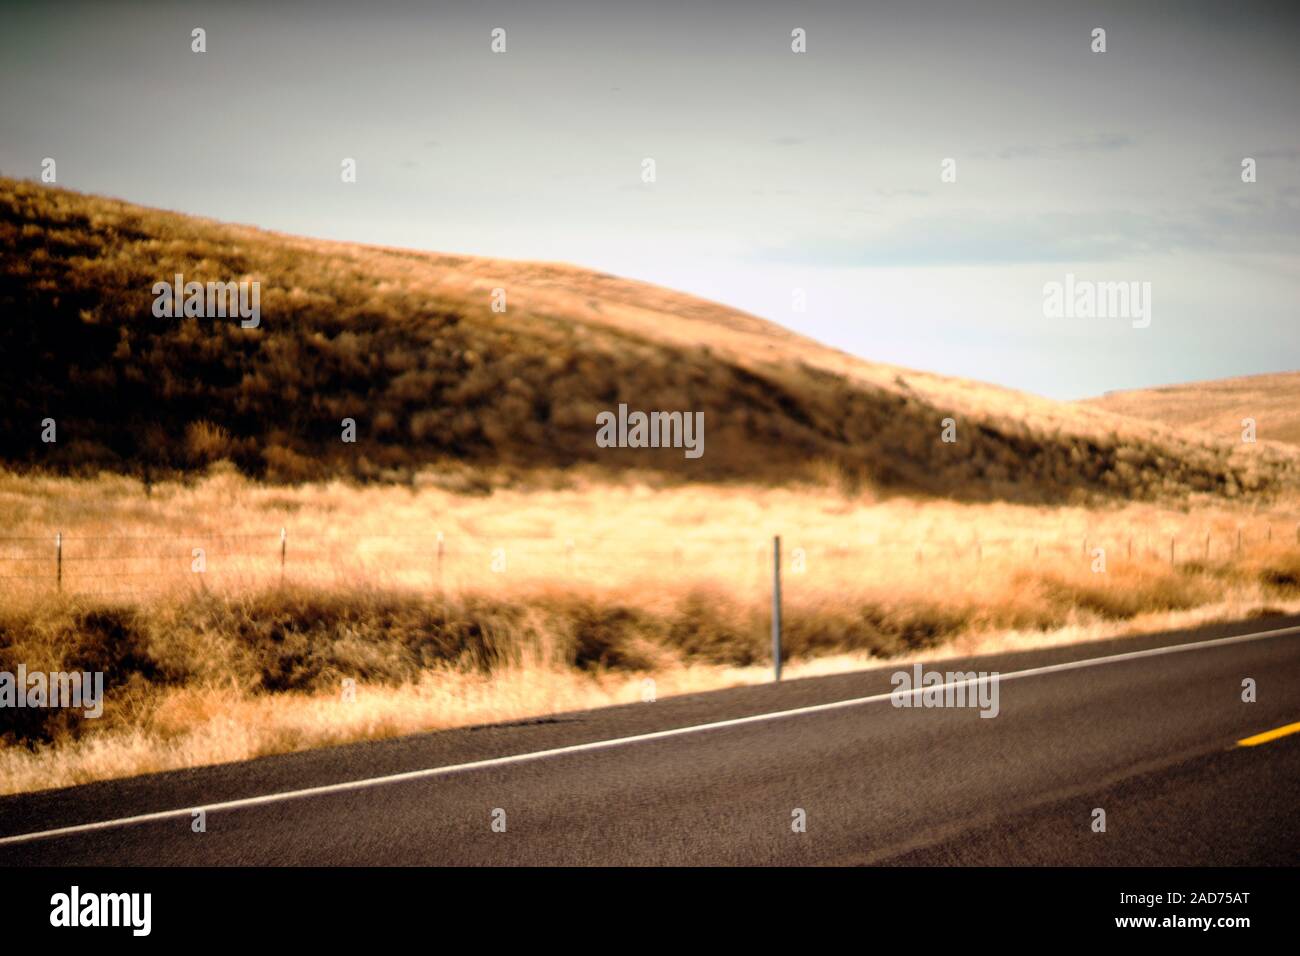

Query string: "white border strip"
[[2, 623, 1298, 848]]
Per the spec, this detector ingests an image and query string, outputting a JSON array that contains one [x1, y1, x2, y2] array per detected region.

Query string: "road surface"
[[2, 614, 1298, 865]]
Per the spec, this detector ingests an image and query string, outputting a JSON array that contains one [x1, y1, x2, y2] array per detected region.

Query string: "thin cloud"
[[755, 202, 1300, 268]]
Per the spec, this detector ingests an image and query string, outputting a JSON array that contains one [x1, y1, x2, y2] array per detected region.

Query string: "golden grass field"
[[1084, 371, 1300, 448], [3, 178, 1300, 795], [2, 467, 1299, 795]]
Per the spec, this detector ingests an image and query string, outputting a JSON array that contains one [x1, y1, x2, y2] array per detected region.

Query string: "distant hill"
[[1083, 372, 1300, 448], [2, 176, 1298, 502]]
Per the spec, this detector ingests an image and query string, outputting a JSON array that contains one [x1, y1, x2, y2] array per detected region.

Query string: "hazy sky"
[[2, 0, 1297, 399]]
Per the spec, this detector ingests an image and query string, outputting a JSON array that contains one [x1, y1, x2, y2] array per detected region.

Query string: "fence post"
[[1170, 536, 1176, 565], [279, 527, 287, 585], [771, 535, 782, 682], [1236, 528, 1242, 556], [56, 531, 62, 593], [1204, 532, 1211, 560]]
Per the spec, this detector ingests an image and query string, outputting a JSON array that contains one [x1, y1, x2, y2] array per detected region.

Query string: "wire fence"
[[1, 520, 1297, 600]]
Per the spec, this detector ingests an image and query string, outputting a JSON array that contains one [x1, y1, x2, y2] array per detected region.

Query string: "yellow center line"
[[1237, 721, 1300, 747]]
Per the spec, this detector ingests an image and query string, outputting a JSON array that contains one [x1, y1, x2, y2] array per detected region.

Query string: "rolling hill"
[[2, 175, 1298, 503], [1084, 372, 1300, 449]]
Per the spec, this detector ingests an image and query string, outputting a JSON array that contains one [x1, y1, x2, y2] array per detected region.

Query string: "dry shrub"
[[0, 603, 181, 745], [184, 420, 233, 465], [1023, 565, 1214, 620], [1259, 552, 1300, 592], [261, 445, 322, 483]]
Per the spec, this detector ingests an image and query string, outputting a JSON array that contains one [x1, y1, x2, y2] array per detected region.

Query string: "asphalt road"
[[2, 614, 1299, 866]]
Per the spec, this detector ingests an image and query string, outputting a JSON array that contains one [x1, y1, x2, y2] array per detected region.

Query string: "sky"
[[1, 0, 1297, 400]]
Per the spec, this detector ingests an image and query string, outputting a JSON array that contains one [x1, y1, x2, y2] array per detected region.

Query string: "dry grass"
[[4, 468, 1300, 607], [1084, 371, 1300, 448], [3, 589, 1297, 797], [4, 179, 1300, 795], [5, 175, 1300, 501], [3, 470, 1300, 795]]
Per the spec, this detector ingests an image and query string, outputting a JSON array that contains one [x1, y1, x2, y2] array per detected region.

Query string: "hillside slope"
[[2, 176, 1298, 503], [1084, 372, 1300, 449]]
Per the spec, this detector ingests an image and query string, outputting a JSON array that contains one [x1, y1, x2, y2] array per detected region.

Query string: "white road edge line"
[[3, 623, 1298, 848]]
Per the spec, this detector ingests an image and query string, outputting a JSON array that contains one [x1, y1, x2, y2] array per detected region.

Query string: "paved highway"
[[2, 615, 1298, 865]]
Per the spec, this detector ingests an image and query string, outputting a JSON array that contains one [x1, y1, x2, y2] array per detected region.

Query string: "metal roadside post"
[[772, 534, 782, 682]]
